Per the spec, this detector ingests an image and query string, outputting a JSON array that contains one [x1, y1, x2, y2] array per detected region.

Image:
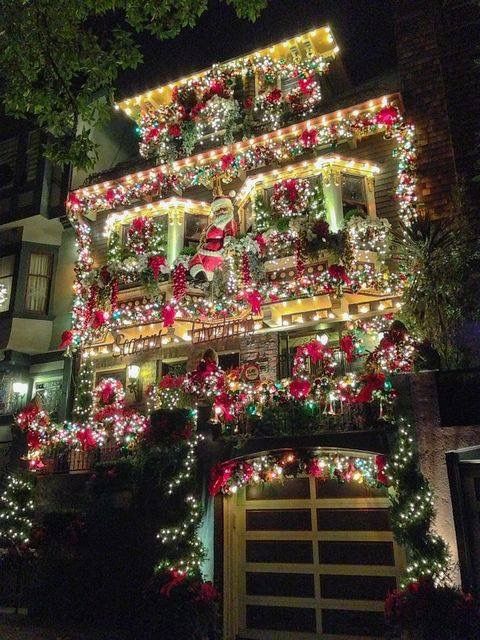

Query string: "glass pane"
[[184, 213, 209, 247], [26, 254, 51, 312], [319, 541, 395, 566], [321, 574, 396, 601], [246, 572, 315, 598], [246, 540, 313, 564], [317, 508, 391, 531], [322, 609, 385, 636], [246, 509, 312, 531], [246, 605, 316, 633], [29, 253, 50, 276]]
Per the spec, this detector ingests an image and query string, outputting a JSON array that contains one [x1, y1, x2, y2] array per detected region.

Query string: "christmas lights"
[[0, 474, 34, 546]]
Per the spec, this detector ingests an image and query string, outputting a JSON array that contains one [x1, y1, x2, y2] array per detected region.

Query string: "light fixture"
[[318, 334, 329, 345], [12, 382, 28, 396], [127, 364, 140, 380], [127, 365, 141, 401]]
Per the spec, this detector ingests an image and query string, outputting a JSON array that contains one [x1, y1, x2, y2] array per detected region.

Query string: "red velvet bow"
[[246, 290, 263, 315], [289, 377, 312, 399]]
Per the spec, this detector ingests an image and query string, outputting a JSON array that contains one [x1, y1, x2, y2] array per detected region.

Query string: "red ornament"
[[289, 377, 312, 399], [67, 192, 80, 208], [300, 128, 318, 148], [172, 263, 187, 301], [162, 304, 176, 327], [254, 233, 267, 254], [59, 330, 73, 350], [241, 253, 252, 287]]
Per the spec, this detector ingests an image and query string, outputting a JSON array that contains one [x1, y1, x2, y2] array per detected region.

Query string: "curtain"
[[26, 253, 51, 313]]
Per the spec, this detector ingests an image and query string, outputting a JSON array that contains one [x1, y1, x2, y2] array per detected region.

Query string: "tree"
[[395, 203, 480, 369], [0, 0, 267, 170]]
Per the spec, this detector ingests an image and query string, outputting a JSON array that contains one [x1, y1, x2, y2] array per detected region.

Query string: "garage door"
[[223, 473, 404, 640]]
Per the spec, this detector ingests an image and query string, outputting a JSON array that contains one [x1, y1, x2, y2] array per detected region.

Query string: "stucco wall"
[[409, 372, 480, 585]]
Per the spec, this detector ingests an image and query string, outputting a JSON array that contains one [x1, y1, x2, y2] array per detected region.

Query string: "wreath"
[[271, 178, 311, 218], [127, 216, 154, 254]]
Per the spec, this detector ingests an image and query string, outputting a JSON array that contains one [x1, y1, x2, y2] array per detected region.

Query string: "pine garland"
[[253, 194, 271, 233], [309, 181, 327, 220], [0, 473, 34, 546], [388, 418, 449, 585], [73, 356, 95, 422]]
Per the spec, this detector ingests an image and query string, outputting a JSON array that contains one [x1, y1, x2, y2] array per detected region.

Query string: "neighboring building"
[[0, 117, 74, 471]]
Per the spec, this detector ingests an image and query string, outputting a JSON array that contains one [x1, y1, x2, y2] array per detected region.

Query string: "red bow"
[[91, 310, 107, 329], [376, 105, 399, 127], [340, 334, 356, 362], [209, 462, 235, 496], [59, 330, 73, 350], [355, 373, 385, 403]]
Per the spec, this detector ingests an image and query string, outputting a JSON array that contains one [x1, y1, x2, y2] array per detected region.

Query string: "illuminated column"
[[366, 176, 377, 218], [167, 208, 184, 265], [322, 166, 343, 232]]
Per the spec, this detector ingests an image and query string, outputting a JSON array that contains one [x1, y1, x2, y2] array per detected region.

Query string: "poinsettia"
[[148, 255, 169, 279], [300, 127, 318, 148], [376, 105, 399, 127], [289, 377, 311, 399], [266, 88, 282, 104], [328, 264, 351, 285]]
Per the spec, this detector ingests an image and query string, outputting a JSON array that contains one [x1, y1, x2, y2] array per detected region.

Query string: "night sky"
[[118, 0, 396, 99]]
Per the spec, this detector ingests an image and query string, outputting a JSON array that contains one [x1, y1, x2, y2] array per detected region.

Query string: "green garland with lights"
[[389, 418, 449, 585], [0, 473, 34, 547]]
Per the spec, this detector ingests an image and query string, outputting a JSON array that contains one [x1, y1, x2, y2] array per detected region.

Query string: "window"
[[0, 255, 14, 312], [25, 252, 53, 313], [0, 137, 17, 190], [341, 174, 368, 219], [184, 213, 209, 249], [161, 359, 187, 377], [218, 352, 240, 372]]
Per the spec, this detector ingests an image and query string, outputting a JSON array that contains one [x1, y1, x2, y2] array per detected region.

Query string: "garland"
[[0, 473, 34, 546], [209, 451, 386, 496]]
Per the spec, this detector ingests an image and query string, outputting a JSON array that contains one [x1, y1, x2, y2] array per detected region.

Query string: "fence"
[[37, 446, 121, 475]]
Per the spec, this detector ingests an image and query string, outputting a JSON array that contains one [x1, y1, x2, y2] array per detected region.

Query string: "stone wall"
[[409, 371, 480, 585]]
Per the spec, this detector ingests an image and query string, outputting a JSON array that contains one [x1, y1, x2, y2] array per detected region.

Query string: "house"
[[15, 0, 480, 637], [0, 116, 73, 472]]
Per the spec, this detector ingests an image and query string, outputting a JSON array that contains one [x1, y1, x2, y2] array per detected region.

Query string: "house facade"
[[15, 1, 480, 637]]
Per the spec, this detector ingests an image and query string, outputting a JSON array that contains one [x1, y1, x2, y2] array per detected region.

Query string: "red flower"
[[305, 340, 327, 365], [162, 304, 176, 327], [168, 123, 181, 138], [59, 330, 73, 350], [244, 96, 253, 109], [190, 102, 206, 119], [300, 127, 318, 148], [148, 255, 168, 279], [105, 188, 116, 203], [355, 373, 386, 403], [340, 334, 356, 363], [100, 382, 116, 405], [213, 392, 235, 422], [376, 105, 399, 127], [220, 153, 235, 171], [328, 264, 351, 285], [266, 88, 282, 104], [209, 79, 225, 96], [289, 377, 311, 399], [91, 310, 107, 329], [67, 192, 80, 208], [77, 428, 97, 451], [209, 462, 235, 496], [159, 374, 184, 389], [298, 75, 315, 95], [307, 458, 325, 478], [145, 127, 159, 143]]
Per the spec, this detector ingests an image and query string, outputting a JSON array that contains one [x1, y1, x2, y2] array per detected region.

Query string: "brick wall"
[[395, 0, 458, 217]]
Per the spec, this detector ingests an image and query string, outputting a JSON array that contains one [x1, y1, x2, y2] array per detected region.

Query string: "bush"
[[385, 578, 480, 640]]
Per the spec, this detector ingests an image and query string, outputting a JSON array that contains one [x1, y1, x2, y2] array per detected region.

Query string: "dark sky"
[[118, 0, 396, 99]]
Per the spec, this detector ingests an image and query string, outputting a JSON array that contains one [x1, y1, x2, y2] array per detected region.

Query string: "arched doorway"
[[222, 454, 404, 639]]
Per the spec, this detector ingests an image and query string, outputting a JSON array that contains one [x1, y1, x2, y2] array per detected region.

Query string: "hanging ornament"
[[172, 262, 188, 301], [241, 252, 252, 287]]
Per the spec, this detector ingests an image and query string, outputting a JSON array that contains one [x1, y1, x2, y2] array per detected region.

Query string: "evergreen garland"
[[308, 181, 327, 219], [389, 418, 449, 585], [73, 356, 95, 422], [253, 194, 272, 233], [0, 473, 34, 546]]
